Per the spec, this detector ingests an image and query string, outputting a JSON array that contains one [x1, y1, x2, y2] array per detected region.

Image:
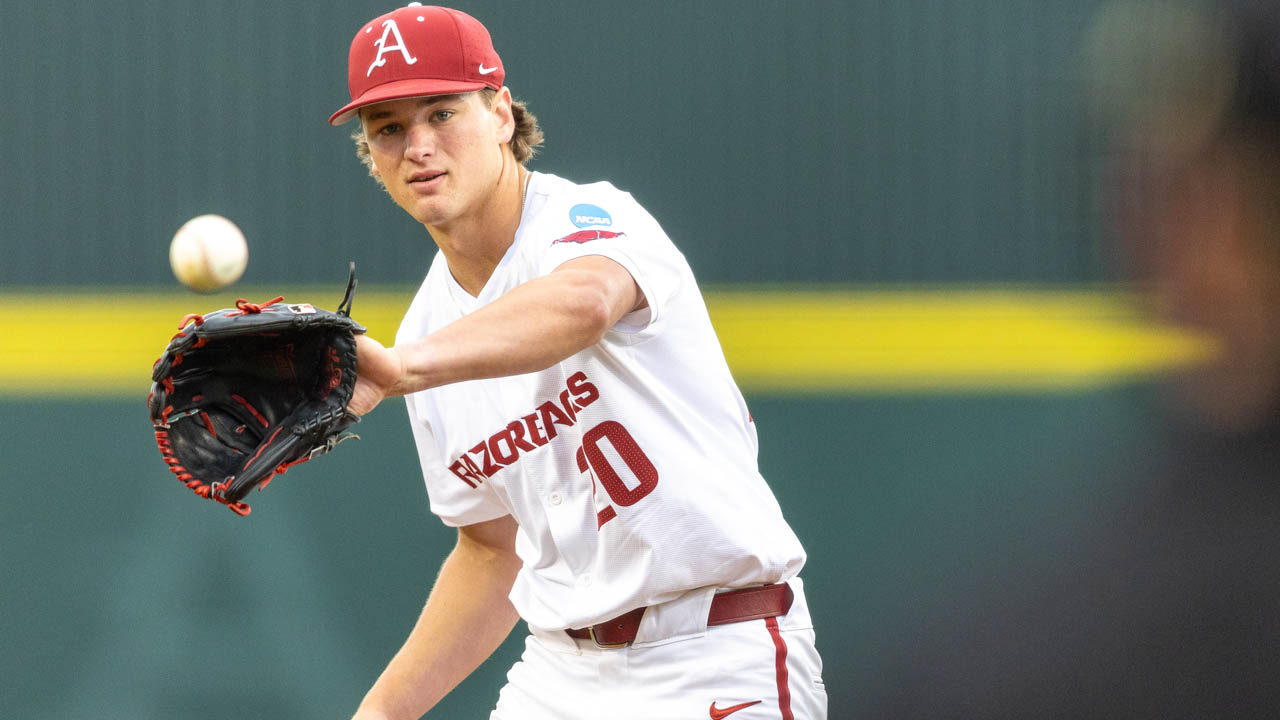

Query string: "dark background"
[[2, 0, 1105, 288]]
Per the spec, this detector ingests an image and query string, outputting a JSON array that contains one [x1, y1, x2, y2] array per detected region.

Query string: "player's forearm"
[[354, 533, 522, 719], [410, 277, 605, 385], [393, 265, 624, 392]]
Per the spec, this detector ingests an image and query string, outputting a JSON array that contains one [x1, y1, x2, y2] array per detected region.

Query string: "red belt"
[[565, 583, 794, 649]]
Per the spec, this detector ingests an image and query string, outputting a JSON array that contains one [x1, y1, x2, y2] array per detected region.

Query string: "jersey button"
[[577, 573, 593, 587], [548, 491, 563, 506]]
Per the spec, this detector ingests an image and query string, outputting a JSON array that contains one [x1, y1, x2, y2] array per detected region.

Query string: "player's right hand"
[[349, 334, 406, 417]]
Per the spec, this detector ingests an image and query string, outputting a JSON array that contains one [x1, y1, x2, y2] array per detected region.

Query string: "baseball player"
[[330, 5, 827, 719]]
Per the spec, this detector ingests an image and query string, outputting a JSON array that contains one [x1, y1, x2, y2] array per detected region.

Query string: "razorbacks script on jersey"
[[397, 171, 806, 632]]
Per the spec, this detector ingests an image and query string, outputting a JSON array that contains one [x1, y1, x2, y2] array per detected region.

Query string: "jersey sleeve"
[[404, 393, 511, 527], [398, 276, 511, 528], [533, 186, 688, 338]]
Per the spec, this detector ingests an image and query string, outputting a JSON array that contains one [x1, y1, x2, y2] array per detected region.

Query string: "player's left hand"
[[147, 265, 366, 515]]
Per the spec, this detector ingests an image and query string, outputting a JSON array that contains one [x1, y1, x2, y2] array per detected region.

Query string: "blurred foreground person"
[[869, 1, 1280, 717]]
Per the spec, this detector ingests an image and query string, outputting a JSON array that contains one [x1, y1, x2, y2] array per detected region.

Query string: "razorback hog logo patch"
[[447, 371, 600, 488], [552, 230, 625, 245]]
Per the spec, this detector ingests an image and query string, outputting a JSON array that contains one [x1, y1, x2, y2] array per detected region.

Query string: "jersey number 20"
[[576, 420, 657, 527]]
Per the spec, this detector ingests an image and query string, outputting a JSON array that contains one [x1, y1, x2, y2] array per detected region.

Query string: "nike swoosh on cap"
[[478, 63, 498, 75], [709, 700, 762, 719]]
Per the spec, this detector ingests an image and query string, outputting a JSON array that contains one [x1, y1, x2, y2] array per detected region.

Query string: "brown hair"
[[351, 88, 544, 184]]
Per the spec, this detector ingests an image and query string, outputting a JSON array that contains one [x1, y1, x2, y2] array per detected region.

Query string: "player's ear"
[[355, 113, 379, 175], [357, 116, 383, 178], [491, 87, 515, 145]]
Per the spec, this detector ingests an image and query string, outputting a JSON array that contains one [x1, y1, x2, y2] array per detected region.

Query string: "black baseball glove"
[[148, 265, 366, 515]]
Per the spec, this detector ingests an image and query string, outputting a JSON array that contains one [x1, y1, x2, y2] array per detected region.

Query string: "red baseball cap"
[[329, 3, 504, 125]]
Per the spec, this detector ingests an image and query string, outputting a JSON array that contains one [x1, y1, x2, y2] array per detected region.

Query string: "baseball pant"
[[491, 577, 827, 720]]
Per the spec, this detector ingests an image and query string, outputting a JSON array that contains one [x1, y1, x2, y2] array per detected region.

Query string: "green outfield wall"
[[1, 2, 1173, 718], [0, 389, 1158, 719]]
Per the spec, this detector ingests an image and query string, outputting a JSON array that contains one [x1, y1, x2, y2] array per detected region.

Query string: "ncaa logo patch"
[[569, 203, 612, 229]]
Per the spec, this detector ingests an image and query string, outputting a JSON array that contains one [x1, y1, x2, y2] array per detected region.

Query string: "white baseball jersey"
[[396, 171, 806, 632]]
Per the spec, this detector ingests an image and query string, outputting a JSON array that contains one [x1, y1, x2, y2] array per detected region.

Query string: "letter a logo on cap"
[[367, 19, 417, 77]]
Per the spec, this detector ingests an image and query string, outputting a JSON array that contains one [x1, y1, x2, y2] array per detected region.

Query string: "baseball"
[[169, 214, 248, 292]]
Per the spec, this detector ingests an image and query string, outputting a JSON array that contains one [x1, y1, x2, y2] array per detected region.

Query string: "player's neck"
[[431, 160, 527, 298]]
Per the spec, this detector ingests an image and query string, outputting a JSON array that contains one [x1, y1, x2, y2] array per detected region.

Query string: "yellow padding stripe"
[[707, 289, 1211, 391], [0, 288, 1212, 396]]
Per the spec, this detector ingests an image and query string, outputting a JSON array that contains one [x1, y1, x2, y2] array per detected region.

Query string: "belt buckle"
[[587, 625, 632, 650]]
